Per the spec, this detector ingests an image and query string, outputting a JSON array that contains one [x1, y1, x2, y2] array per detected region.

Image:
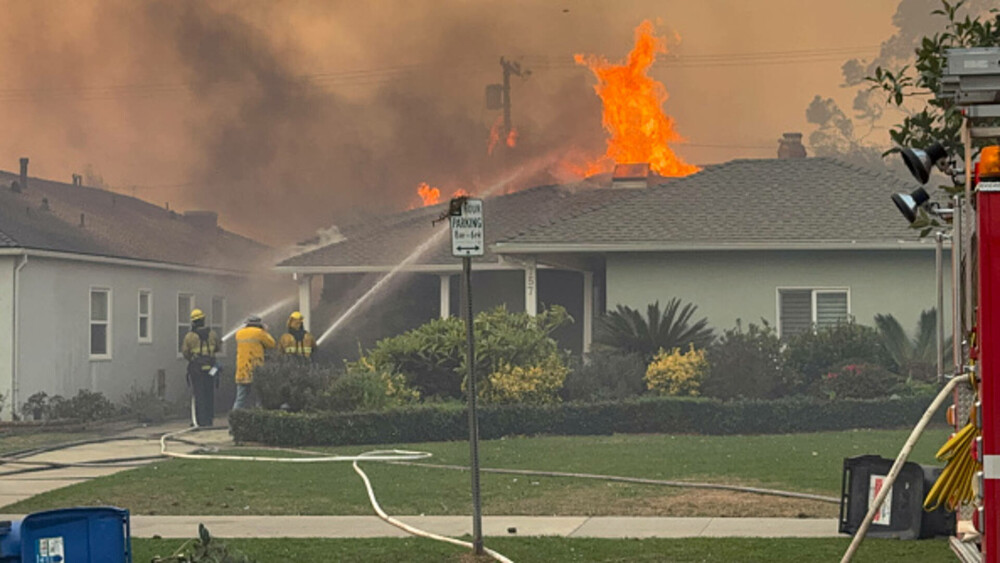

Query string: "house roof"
[[276, 184, 630, 270], [0, 171, 270, 272], [495, 157, 931, 252]]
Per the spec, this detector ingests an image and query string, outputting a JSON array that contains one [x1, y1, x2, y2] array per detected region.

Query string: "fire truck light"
[[899, 142, 949, 184]]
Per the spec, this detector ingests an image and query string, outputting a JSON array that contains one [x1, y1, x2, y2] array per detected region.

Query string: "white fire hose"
[[160, 428, 515, 563]]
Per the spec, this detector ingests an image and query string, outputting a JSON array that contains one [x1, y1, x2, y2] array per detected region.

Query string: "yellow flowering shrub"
[[644, 345, 708, 396], [481, 354, 568, 405]]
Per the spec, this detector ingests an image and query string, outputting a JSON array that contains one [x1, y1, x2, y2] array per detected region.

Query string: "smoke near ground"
[[0, 0, 900, 243]]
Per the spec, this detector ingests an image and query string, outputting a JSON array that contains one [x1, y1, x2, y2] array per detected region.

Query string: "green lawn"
[[132, 537, 956, 563], [3, 428, 951, 517]]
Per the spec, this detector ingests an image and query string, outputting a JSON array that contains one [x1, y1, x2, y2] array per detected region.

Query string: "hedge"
[[229, 392, 945, 447]]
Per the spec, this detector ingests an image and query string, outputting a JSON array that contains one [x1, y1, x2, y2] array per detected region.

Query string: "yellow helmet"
[[290, 311, 304, 321], [190, 308, 205, 322]]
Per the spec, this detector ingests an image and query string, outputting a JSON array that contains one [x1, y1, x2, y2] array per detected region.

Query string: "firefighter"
[[233, 315, 275, 410], [278, 311, 317, 360], [181, 308, 220, 427]]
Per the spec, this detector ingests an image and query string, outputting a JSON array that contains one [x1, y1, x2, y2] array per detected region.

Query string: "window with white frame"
[[778, 288, 850, 338], [138, 290, 152, 343], [178, 293, 194, 353], [90, 288, 112, 359], [211, 296, 226, 354]]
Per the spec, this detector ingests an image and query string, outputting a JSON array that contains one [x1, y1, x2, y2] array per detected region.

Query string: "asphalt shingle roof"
[[498, 157, 925, 247], [0, 171, 270, 272], [278, 184, 631, 268]]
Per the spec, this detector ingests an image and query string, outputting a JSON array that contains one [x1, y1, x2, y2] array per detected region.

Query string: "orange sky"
[[0, 0, 902, 242]]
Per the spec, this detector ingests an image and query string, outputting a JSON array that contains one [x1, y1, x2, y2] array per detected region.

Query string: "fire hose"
[[840, 375, 963, 563], [3, 427, 845, 562]]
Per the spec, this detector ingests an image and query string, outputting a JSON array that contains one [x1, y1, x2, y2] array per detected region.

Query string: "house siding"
[[0, 256, 14, 419], [13, 256, 269, 412], [606, 249, 950, 336]]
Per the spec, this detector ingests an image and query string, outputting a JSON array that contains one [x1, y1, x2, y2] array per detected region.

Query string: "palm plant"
[[595, 299, 715, 361], [874, 308, 952, 381]]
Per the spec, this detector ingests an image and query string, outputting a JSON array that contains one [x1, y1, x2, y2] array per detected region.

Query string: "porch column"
[[297, 274, 313, 331], [583, 271, 594, 354], [439, 274, 451, 319], [524, 258, 537, 316]]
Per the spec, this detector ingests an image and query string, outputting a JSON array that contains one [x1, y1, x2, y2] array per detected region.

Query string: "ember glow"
[[416, 182, 441, 206], [488, 116, 518, 155], [573, 20, 698, 177]]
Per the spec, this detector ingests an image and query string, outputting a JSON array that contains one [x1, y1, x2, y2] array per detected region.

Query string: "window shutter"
[[816, 292, 849, 329], [780, 290, 812, 337]]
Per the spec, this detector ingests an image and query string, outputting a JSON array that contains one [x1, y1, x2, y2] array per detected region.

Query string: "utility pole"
[[499, 57, 526, 138]]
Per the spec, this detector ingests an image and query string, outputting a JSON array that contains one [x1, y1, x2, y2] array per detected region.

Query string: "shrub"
[[354, 305, 571, 399], [48, 390, 120, 421], [311, 364, 419, 412], [702, 321, 796, 400], [22, 392, 51, 421], [229, 392, 943, 447], [875, 309, 949, 381], [252, 357, 337, 411], [120, 385, 178, 423], [562, 351, 646, 402], [595, 299, 715, 361], [481, 353, 568, 405], [645, 345, 708, 396], [784, 321, 891, 389], [817, 362, 906, 399]]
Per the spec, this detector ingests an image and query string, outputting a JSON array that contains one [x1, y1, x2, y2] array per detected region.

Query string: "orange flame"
[[574, 20, 698, 177], [416, 182, 441, 206], [488, 116, 502, 155], [506, 127, 518, 148]]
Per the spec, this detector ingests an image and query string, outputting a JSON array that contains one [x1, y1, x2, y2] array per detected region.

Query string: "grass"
[[3, 428, 951, 517], [132, 536, 957, 563]]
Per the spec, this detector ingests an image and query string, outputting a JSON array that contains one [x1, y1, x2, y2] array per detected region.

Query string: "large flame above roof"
[[573, 20, 699, 177]]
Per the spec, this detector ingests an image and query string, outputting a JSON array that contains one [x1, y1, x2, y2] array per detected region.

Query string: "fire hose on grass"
[[840, 375, 963, 563], [5, 426, 845, 563]]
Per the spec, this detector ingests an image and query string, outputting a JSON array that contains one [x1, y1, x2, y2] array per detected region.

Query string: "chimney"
[[778, 133, 807, 159], [19, 157, 28, 190], [611, 162, 651, 189], [72, 174, 83, 186], [184, 210, 218, 232]]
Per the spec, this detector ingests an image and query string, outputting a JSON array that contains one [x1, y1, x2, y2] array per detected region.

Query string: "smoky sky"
[[0, 0, 907, 244]]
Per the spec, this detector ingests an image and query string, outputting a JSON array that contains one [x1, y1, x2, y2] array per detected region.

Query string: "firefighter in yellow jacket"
[[182, 309, 220, 427], [233, 315, 276, 410], [278, 311, 317, 360]]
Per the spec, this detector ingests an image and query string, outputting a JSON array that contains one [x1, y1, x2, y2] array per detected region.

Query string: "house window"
[[211, 296, 226, 354], [138, 290, 152, 343], [778, 288, 850, 338], [178, 293, 195, 354], [90, 288, 111, 359]]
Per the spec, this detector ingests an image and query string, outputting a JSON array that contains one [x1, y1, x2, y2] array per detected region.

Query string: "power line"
[[0, 45, 879, 102]]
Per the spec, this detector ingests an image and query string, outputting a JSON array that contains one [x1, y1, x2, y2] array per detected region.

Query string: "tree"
[[874, 308, 952, 381], [595, 299, 715, 361], [867, 1, 999, 173], [805, 0, 997, 181]]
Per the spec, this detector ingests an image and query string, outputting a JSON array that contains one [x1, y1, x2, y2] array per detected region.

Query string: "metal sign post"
[[450, 197, 485, 555]]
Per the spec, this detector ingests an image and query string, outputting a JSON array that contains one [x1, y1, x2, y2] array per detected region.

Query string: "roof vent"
[[611, 163, 651, 189], [72, 174, 83, 186], [184, 210, 219, 232], [778, 133, 807, 159]]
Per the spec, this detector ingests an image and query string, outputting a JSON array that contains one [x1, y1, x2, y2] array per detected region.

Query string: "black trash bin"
[[840, 455, 955, 539]]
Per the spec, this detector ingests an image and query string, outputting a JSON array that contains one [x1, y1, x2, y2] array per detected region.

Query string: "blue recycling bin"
[[0, 507, 131, 563]]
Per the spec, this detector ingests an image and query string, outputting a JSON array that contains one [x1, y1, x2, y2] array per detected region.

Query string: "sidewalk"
[[0, 422, 226, 507], [0, 515, 840, 539]]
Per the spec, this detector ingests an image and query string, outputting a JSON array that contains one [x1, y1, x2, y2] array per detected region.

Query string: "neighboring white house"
[[0, 164, 283, 420], [279, 151, 947, 357]]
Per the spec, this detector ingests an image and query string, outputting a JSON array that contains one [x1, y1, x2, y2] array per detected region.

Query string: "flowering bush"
[[480, 353, 568, 405], [645, 345, 708, 397], [312, 358, 420, 412], [817, 362, 904, 400]]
